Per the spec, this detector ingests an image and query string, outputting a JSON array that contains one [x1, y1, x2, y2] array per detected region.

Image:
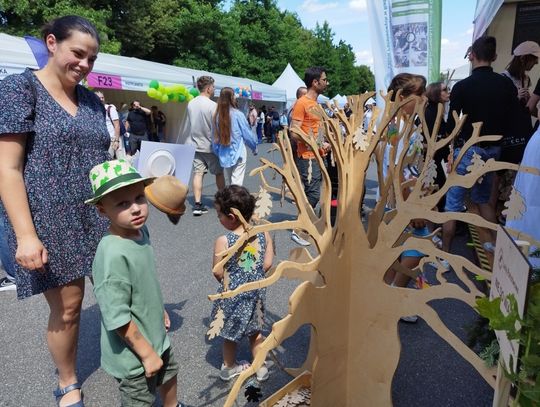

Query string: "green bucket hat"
[[85, 159, 154, 204]]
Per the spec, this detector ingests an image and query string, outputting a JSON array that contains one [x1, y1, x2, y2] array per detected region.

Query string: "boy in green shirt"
[[86, 159, 184, 406]]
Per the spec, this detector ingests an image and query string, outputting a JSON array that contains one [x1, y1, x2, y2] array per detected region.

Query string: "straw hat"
[[145, 175, 188, 216]]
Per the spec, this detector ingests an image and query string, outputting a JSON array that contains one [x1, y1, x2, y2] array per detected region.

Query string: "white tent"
[[331, 94, 348, 107], [272, 63, 305, 107], [0, 33, 287, 142]]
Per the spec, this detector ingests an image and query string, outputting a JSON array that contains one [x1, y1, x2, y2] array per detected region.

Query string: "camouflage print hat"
[[85, 159, 154, 204]]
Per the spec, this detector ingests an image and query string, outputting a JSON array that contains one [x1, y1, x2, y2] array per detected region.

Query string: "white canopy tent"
[[0, 33, 287, 142], [272, 62, 331, 108]]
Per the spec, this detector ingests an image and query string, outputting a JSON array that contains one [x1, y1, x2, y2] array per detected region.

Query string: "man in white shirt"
[[96, 91, 125, 159], [183, 76, 225, 216]]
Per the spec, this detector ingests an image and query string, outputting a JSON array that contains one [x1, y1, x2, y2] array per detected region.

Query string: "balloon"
[[172, 84, 187, 94], [161, 94, 169, 103], [147, 88, 158, 98], [187, 94, 194, 102], [189, 88, 200, 97], [154, 91, 163, 100], [149, 80, 159, 89], [178, 94, 186, 102]]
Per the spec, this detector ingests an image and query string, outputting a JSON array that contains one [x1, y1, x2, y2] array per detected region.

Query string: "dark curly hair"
[[214, 185, 256, 222]]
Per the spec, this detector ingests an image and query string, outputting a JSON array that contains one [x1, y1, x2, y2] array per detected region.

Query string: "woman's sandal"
[[53, 382, 84, 407]]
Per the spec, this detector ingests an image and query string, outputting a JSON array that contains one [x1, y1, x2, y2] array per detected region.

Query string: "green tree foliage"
[[0, 0, 374, 95]]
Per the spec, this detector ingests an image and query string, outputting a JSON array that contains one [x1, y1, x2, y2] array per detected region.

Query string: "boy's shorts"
[[116, 347, 178, 407], [444, 145, 501, 212], [193, 151, 223, 175]]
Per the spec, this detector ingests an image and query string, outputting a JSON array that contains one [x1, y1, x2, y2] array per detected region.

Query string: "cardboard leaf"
[[466, 152, 485, 183], [502, 186, 526, 221], [307, 159, 313, 184], [255, 186, 273, 219], [420, 159, 437, 190], [206, 308, 225, 339], [353, 127, 369, 151]]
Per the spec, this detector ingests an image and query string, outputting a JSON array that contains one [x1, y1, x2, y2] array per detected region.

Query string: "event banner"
[[367, 0, 442, 106]]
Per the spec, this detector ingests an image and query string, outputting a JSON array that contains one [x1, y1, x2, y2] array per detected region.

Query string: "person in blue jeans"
[[0, 216, 16, 291]]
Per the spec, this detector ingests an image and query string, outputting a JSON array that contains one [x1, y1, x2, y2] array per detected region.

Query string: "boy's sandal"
[[53, 382, 84, 407]]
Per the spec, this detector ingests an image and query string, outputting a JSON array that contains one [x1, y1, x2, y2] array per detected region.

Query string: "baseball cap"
[[513, 41, 540, 58]]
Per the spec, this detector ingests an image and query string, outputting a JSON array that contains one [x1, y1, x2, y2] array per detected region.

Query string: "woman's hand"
[[16, 235, 48, 272]]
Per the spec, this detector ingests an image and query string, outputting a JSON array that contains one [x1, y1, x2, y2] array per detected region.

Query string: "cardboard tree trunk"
[[207, 91, 540, 406]]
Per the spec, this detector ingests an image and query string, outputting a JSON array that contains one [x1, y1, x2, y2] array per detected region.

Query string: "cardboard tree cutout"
[[207, 91, 540, 406]]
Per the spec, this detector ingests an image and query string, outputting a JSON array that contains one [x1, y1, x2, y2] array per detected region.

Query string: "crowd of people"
[[0, 13, 539, 407]]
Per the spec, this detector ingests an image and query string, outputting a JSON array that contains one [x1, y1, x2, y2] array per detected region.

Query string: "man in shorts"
[[184, 76, 225, 215], [443, 36, 517, 256]]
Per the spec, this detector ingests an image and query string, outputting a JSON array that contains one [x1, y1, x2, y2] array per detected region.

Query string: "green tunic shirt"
[[92, 226, 170, 379]]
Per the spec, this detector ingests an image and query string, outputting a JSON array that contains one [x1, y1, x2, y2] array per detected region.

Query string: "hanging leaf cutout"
[[307, 159, 313, 184], [207, 308, 225, 339], [420, 159, 438, 190], [353, 127, 369, 151], [502, 186, 526, 221], [466, 152, 485, 183], [254, 186, 272, 219]]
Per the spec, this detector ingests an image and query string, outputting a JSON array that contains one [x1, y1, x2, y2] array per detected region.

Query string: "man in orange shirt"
[[290, 67, 330, 208]]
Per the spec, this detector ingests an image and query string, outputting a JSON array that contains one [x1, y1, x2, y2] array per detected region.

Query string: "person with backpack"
[[95, 91, 126, 159]]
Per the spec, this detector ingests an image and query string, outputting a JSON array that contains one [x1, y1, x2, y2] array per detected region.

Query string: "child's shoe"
[[219, 360, 250, 381], [256, 362, 269, 381]]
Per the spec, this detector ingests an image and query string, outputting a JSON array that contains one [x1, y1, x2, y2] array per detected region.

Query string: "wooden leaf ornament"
[[255, 186, 273, 219], [420, 159, 438, 190], [353, 127, 369, 151], [206, 308, 225, 339], [307, 159, 313, 184], [502, 186, 526, 221], [466, 152, 485, 183]]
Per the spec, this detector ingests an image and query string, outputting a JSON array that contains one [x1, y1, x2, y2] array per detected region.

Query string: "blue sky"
[[274, 0, 477, 71]]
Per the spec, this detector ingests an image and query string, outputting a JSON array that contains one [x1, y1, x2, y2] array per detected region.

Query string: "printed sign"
[[252, 91, 263, 100], [490, 225, 531, 372], [87, 72, 123, 90]]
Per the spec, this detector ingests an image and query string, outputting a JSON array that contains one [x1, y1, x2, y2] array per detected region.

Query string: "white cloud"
[[466, 26, 473, 35], [349, 0, 367, 11], [355, 50, 374, 67], [300, 0, 339, 13]]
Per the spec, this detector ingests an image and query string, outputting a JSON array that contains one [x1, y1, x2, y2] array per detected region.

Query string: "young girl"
[[210, 185, 274, 382]]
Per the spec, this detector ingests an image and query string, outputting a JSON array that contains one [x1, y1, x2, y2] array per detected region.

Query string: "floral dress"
[[0, 69, 110, 299], [211, 232, 267, 342]]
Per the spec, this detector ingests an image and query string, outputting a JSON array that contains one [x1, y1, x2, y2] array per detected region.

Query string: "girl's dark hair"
[[41, 15, 100, 45], [214, 185, 256, 222], [506, 54, 538, 80], [425, 81, 444, 104], [387, 73, 426, 101], [213, 87, 237, 146]]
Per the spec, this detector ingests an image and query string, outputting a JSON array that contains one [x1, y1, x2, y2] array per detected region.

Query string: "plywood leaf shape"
[[420, 159, 438, 190], [255, 186, 272, 219], [307, 159, 313, 184], [206, 307, 224, 339], [466, 152, 485, 183], [502, 186, 526, 221], [353, 127, 369, 151]]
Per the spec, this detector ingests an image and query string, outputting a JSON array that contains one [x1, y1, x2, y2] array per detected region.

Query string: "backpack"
[[107, 105, 127, 136]]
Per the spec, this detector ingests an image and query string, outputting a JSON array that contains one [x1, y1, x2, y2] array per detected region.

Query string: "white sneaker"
[[291, 231, 310, 246], [219, 360, 250, 381], [256, 362, 269, 381], [0, 277, 16, 292]]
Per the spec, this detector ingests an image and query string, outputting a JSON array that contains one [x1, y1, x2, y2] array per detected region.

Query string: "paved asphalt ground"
[[0, 147, 494, 406]]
